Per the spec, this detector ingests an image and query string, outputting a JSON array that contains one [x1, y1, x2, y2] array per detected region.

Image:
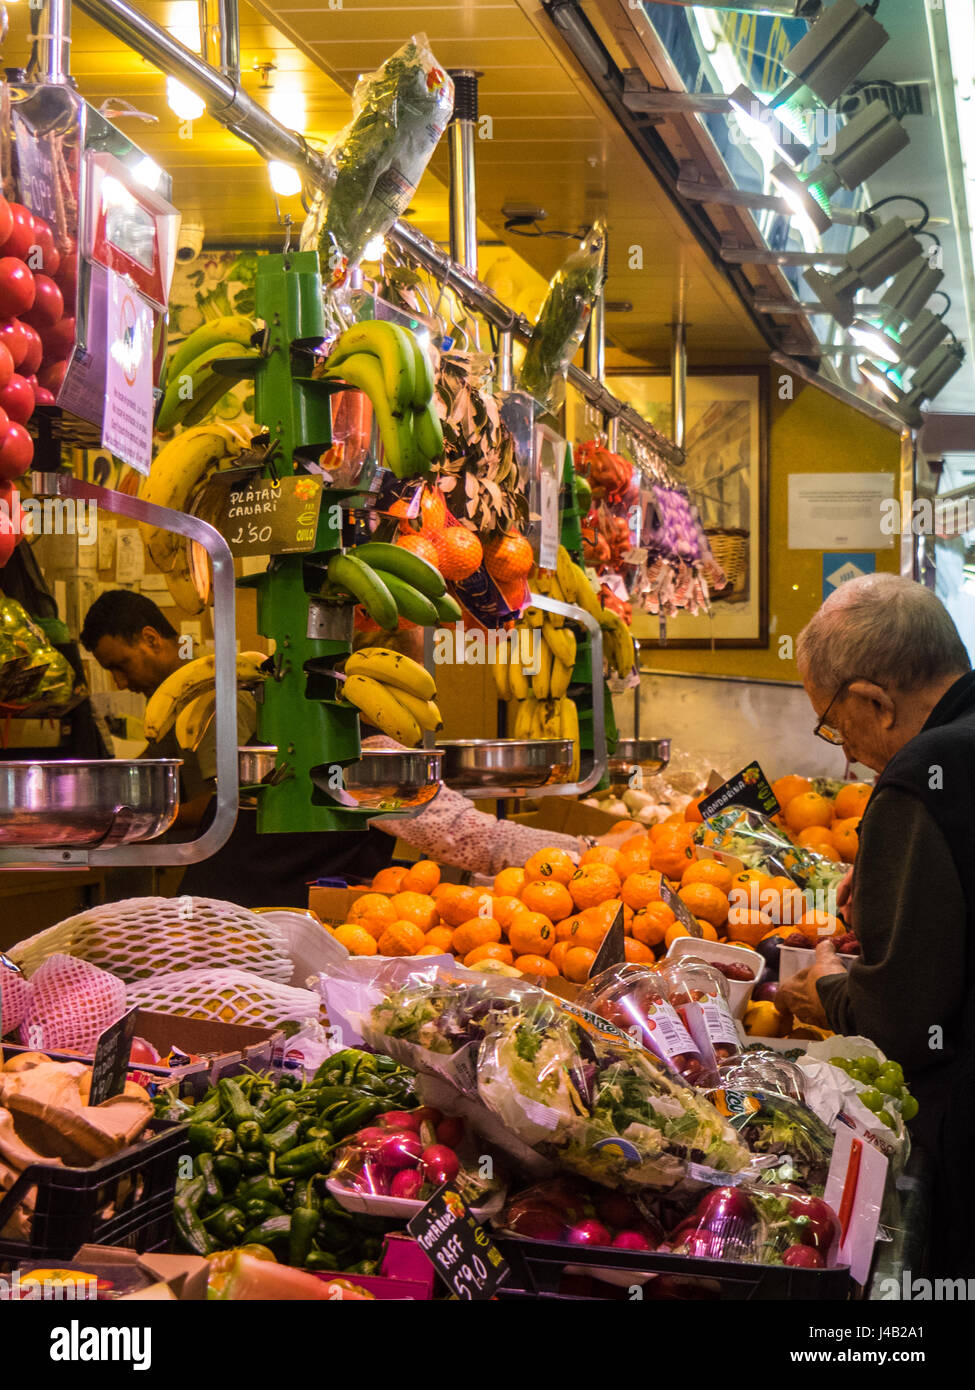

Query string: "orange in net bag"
[[20, 953, 127, 1053]]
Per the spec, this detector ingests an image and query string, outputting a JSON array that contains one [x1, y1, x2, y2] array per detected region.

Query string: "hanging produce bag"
[[518, 219, 606, 412], [301, 36, 454, 289]]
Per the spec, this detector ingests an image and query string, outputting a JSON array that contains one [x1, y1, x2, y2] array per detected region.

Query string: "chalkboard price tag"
[[698, 760, 779, 822], [407, 1186, 509, 1300], [89, 1007, 139, 1107], [220, 475, 323, 557], [12, 114, 60, 230], [659, 881, 702, 939]]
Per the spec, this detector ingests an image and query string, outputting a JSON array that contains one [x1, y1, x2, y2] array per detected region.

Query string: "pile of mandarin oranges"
[[326, 775, 871, 985]]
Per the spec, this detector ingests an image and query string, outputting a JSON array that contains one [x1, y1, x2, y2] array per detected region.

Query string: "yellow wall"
[[637, 369, 903, 682]]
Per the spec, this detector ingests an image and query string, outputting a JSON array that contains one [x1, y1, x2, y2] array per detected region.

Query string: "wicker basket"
[[705, 526, 749, 603]]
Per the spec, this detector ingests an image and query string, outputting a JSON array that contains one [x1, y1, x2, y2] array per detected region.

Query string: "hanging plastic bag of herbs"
[[518, 219, 607, 413], [300, 35, 453, 289]]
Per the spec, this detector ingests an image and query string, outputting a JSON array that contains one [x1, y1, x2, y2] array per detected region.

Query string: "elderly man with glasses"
[[779, 572, 975, 1275]]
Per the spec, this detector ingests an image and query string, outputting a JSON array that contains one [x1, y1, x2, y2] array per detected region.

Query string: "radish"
[[421, 1144, 460, 1184], [783, 1244, 825, 1268], [435, 1116, 464, 1148], [567, 1219, 612, 1247], [612, 1229, 654, 1251], [378, 1110, 422, 1132], [353, 1126, 391, 1147], [411, 1107, 443, 1127], [390, 1168, 425, 1200], [379, 1132, 422, 1169]]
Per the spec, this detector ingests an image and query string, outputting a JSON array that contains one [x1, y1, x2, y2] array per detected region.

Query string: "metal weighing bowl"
[[607, 738, 671, 795], [341, 748, 443, 810], [437, 738, 573, 790], [239, 746, 280, 787], [0, 759, 181, 848]]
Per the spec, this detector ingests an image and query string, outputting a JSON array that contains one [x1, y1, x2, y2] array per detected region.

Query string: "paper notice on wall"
[[115, 529, 145, 584], [788, 473, 895, 550], [102, 268, 154, 475]]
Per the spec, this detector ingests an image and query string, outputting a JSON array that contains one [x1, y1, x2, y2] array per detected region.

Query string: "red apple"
[[0, 204, 35, 262], [0, 375, 35, 425], [22, 274, 62, 329], [0, 259, 35, 318]]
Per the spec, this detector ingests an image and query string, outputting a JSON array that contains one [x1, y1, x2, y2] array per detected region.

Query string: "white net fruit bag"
[[9, 897, 294, 985], [19, 953, 127, 1052], [124, 968, 322, 1030]]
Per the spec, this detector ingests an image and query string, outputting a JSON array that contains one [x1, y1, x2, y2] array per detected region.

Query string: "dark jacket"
[[818, 671, 975, 1275]]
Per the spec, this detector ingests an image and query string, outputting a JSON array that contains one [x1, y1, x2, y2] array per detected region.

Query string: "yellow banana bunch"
[[339, 647, 441, 747], [600, 610, 636, 677]]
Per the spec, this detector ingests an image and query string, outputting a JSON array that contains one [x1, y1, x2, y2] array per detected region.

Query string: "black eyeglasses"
[[813, 680, 856, 745]]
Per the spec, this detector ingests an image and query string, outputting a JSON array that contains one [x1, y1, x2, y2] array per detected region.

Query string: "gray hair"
[[796, 573, 970, 693]]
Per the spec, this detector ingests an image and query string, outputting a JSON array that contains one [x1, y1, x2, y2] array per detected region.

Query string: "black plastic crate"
[[0, 1119, 189, 1263], [493, 1234, 853, 1301]]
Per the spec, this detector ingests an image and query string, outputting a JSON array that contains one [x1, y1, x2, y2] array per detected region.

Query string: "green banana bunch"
[[327, 541, 453, 629], [322, 321, 443, 479], [157, 332, 260, 434]]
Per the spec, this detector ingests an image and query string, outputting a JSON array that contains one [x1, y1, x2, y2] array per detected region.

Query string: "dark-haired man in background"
[[80, 590, 393, 906]]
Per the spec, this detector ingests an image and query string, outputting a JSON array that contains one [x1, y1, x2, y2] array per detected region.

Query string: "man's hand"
[[777, 941, 846, 1027], [836, 866, 854, 911]]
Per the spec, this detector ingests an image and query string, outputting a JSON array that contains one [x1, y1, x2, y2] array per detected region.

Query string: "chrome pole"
[[497, 329, 513, 391], [447, 70, 479, 276], [671, 319, 687, 452], [35, 0, 72, 83]]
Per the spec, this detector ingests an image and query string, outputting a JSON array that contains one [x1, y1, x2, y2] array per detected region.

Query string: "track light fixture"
[[777, 0, 890, 108], [860, 338, 965, 427], [803, 217, 922, 325]]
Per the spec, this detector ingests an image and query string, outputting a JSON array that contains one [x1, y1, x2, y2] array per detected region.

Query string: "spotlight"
[[771, 103, 909, 235], [804, 217, 921, 325], [876, 256, 945, 327], [896, 309, 951, 368], [848, 318, 901, 363], [779, 0, 890, 107], [268, 161, 302, 197]]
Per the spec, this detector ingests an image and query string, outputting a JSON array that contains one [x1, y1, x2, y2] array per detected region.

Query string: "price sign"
[[698, 760, 779, 822], [88, 1007, 139, 1107], [590, 903, 626, 975], [407, 1186, 509, 1301], [219, 475, 323, 557], [659, 881, 702, 938], [12, 114, 59, 228]]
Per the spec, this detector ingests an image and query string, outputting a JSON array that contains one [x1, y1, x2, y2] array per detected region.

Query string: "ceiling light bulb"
[[268, 161, 302, 197], [848, 318, 901, 363], [859, 359, 903, 403], [167, 78, 205, 122], [727, 84, 810, 167], [362, 235, 386, 261], [269, 86, 306, 131]]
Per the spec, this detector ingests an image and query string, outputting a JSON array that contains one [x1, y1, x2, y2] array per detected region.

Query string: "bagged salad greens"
[[695, 806, 845, 901], [518, 219, 606, 412], [301, 36, 453, 289]]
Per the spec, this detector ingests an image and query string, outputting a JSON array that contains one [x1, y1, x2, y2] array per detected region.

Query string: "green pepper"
[[213, 1153, 242, 1187], [241, 1198, 279, 1225], [288, 1207, 320, 1268], [240, 1215, 291, 1248], [236, 1174, 289, 1206], [346, 1259, 377, 1276], [312, 1085, 355, 1108], [195, 1152, 222, 1206], [262, 1117, 302, 1156], [204, 1204, 247, 1244], [303, 1124, 333, 1144], [292, 1176, 321, 1212], [275, 1140, 332, 1178], [173, 1177, 216, 1256], [189, 1090, 224, 1124], [373, 1054, 401, 1074], [236, 1120, 264, 1151], [305, 1249, 340, 1272], [187, 1121, 222, 1153], [259, 1098, 299, 1132], [218, 1077, 258, 1127], [239, 1151, 267, 1176], [332, 1098, 384, 1140]]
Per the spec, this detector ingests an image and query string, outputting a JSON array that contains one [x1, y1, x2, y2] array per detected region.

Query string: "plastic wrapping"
[[695, 807, 846, 902], [300, 36, 453, 288], [706, 1085, 835, 1194], [518, 220, 606, 411], [0, 597, 74, 708], [663, 959, 743, 1069], [476, 992, 749, 1193], [662, 1183, 841, 1269], [496, 1177, 664, 1251], [576, 964, 719, 1088]]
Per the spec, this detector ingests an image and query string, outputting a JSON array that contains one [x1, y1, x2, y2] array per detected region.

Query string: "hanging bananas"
[[337, 647, 441, 748], [321, 321, 443, 478], [143, 651, 268, 742], [156, 315, 260, 434], [322, 542, 451, 631]]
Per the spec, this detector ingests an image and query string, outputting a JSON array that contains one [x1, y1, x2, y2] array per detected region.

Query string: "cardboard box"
[[308, 883, 372, 926], [508, 797, 622, 839]]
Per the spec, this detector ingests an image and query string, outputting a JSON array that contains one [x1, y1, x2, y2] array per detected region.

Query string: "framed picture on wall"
[[607, 370, 768, 648]]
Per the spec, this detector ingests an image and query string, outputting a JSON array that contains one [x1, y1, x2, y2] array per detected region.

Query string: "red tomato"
[[22, 274, 61, 328], [31, 220, 60, 277], [0, 204, 35, 262], [40, 316, 75, 361], [0, 374, 35, 425], [20, 324, 42, 376], [0, 406, 9, 431], [0, 197, 13, 250], [0, 341, 12, 390], [0, 422, 34, 480], [0, 479, 24, 565], [0, 259, 36, 318], [53, 250, 77, 311], [38, 358, 67, 394], [0, 320, 29, 369], [31, 385, 55, 406]]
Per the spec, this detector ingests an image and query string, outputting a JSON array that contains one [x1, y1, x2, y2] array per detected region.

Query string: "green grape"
[[880, 1061, 904, 1084], [878, 1110, 896, 1129], [857, 1056, 880, 1079], [859, 1088, 885, 1112], [901, 1094, 919, 1121], [875, 1076, 901, 1096]]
